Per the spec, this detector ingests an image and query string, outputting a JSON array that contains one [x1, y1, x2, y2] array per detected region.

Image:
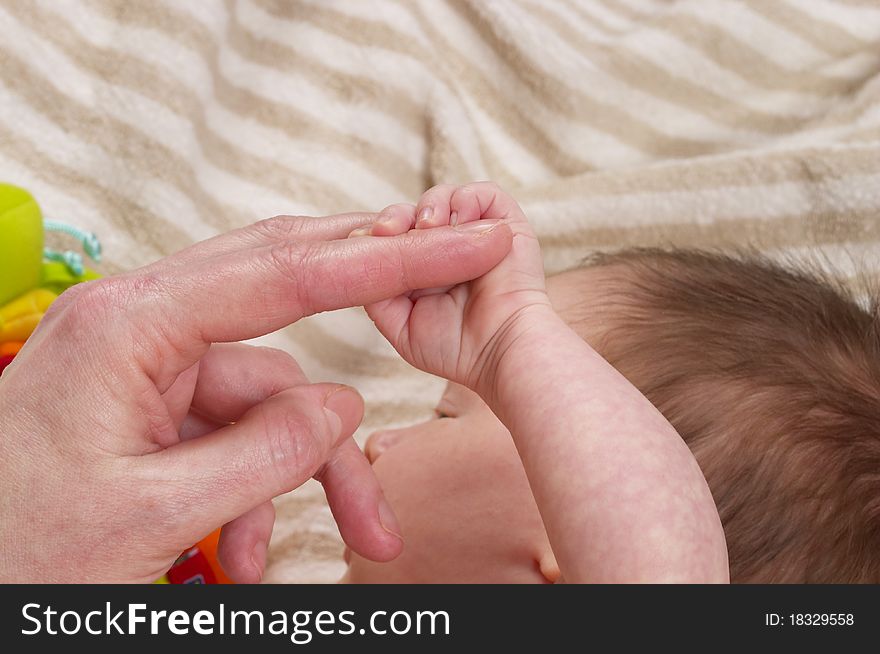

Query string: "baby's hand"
[[353, 182, 551, 395]]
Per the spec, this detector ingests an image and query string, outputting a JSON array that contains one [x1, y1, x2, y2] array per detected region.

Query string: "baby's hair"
[[572, 248, 880, 583]]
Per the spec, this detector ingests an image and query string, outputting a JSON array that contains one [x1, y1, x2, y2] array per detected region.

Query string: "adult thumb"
[[143, 382, 364, 543]]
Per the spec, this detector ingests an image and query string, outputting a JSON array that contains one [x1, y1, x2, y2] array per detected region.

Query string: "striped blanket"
[[1, 0, 878, 583]]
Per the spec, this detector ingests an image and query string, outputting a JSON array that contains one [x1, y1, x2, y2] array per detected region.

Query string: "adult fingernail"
[[378, 497, 403, 540], [323, 387, 358, 437], [416, 206, 433, 226], [453, 219, 501, 234], [251, 540, 267, 583], [348, 226, 372, 238]]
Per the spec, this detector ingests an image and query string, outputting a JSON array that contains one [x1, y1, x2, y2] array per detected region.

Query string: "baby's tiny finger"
[[348, 204, 416, 238], [348, 225, 372, 238], [371, 203, 417, 236], [415, 183, 457, 229], [410, 286, 455, 300], [449, 185, 484, 227]]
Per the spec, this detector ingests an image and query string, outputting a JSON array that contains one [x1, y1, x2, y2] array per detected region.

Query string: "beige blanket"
[[1, 0, 878, 582]]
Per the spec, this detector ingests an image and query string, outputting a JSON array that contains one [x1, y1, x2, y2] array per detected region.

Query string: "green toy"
[[0, 183, 102, 350], [0, 183, 44, 307], [0, 184, 228, 583]]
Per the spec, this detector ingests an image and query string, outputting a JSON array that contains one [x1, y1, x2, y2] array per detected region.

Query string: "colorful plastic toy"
[[0, 289, 57, 342], [0, 183, 101, 356], [165, 530, 233, 584], [1, 182, 230, 584], [0, 184, 43, 307]]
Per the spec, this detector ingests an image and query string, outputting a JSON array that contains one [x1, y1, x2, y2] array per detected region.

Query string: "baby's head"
[[344, 248, 880, 583]]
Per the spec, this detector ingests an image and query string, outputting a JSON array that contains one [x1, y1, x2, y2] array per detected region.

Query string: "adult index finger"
[[140, 212, 383, 274], [129, 221, 513, 382]]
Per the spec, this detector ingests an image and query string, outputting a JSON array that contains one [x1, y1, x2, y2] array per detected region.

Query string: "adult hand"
[[0, 211, 513, 583]]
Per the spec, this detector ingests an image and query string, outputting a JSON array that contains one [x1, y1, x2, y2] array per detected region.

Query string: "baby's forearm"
[[479, 306, 729, 583]]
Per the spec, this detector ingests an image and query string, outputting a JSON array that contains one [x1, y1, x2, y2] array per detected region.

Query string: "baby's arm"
[[358, 183, 728, 583], [478, 304, 729, 583]]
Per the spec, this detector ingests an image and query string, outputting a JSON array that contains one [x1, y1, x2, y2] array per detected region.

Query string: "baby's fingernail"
[[416, 206, 433, 226], [449, 210, 459, 226], [374, 217, 401, 234], [378, 497, 403, 540], [348, 226, 372, 238], [453, 219, 501, 234]]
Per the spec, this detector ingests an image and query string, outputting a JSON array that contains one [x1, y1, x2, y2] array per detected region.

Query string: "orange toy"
[[0, 341, 23, 356], [165, 529, 233, 584]]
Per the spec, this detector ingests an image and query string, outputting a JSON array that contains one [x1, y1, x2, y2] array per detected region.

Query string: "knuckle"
[[56, 278, 133, 327], [40, 282, 89, 322], [60, 274, 180, 360], [267, 239, 308, 278], [251, 214, 308, 240], [270, 240, 335, 316], [360, 241, 408, 293], [279, 408, 315, 448], [266, 240, 311, 315], [262, 403, 325, 486], [84, 274, 167, 310], [120, 273, 169, 301], [72, 279, 121, 315], [389, 239, 415, 290]]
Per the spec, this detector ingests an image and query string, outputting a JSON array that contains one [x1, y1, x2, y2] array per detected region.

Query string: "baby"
[[339, 182, 880, 583]]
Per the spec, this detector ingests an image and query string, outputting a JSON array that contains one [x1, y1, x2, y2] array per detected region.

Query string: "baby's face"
[[343, 380, 555, 583], [343, 270, 607, 583]]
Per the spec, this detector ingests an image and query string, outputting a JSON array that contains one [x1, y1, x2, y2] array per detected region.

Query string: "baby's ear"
[[537, 549, 561, 584]]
